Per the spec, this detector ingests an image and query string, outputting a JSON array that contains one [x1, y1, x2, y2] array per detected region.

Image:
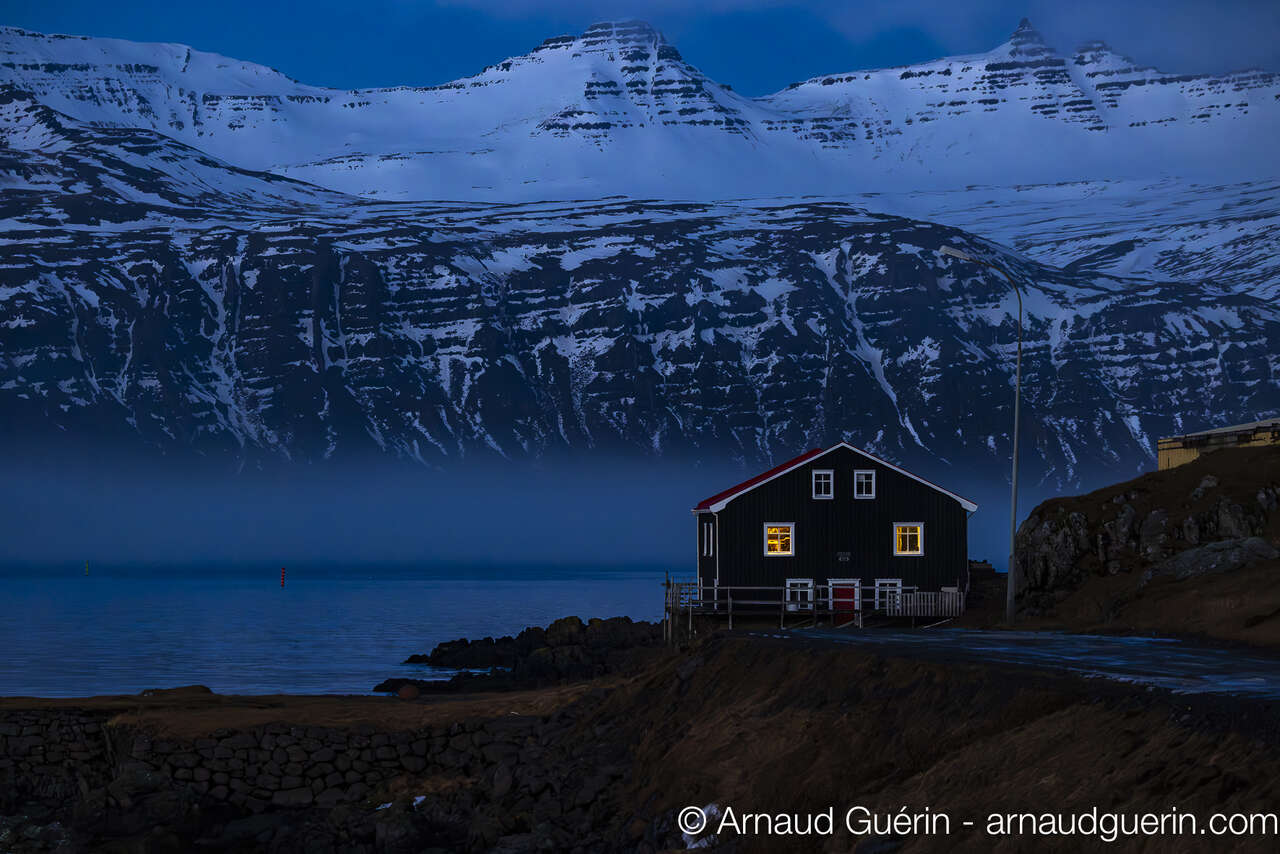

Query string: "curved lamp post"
[[940, 244, 1023, 625]]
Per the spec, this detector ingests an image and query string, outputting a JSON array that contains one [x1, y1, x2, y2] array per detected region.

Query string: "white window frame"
[[763, 522, 796, 557], [827, 577, 861, 611], [874, 578, 903, 610], [854, 469, 876, 499], [811, 469, 834, 500], [701, 521, 714, 557], [785, 577, 814, 611], [893, 522, 924, 557]]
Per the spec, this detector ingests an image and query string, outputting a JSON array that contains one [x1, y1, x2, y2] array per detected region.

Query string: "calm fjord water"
[[0, 564, 668, 697]]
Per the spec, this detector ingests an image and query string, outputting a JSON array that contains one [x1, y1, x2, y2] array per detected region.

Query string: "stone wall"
[[0, 711, 116, 808], [0, 709, 537, 812], [0, 701, 628, 852]]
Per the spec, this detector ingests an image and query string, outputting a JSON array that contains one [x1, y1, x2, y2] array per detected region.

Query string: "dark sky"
[[5, 0, 1277, 96]]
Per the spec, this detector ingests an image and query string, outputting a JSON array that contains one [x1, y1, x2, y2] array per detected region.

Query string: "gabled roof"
[[692, 448, 824, 512], [692, 442, 978, 514]]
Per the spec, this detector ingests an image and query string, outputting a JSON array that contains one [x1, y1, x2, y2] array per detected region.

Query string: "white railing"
[[666, 581, 965, 625], [885, 590, 965, 617]]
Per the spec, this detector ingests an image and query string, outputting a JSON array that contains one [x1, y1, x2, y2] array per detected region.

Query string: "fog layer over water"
[[0, 440, 1039, 572], [1, 447, 753, 568]]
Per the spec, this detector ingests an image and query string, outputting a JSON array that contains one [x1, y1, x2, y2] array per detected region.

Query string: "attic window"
[[812, 470, 834, 499], [854, 470, 876, 499], [764, 523, 795, 557], [894, 523, 923, 556]]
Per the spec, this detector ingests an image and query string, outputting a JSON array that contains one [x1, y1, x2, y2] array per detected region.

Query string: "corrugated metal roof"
[[1162, 417, 1280, 441]]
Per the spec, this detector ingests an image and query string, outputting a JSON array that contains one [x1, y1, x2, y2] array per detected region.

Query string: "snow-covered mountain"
[[0, 17, 1277, 518], [2, 19, 1276, 200], [857, 177, 1280, 301], [2, 94, 1278, 489]]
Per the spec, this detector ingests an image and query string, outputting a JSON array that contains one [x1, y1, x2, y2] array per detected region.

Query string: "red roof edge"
[[693, 448, 824, 511]]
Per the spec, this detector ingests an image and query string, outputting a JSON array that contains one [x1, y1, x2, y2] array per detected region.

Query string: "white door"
[[785, 578, 814, 611], [874, 578, 902, 611]]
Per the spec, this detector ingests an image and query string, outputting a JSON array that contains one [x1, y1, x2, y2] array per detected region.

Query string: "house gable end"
[[695, 442, 978, 514]]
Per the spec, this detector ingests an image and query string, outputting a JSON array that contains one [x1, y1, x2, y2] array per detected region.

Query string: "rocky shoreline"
[[6, 617, 1280, 853], [0, 616, 673, 854], [374, 616, 663, 696]]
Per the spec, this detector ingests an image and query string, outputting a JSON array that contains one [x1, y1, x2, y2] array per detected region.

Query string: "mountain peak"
[[1008, 17, 1054, 57], [581, 20, 680, 59], [530, 19, 682, 62], [582, 20, 663, 40]]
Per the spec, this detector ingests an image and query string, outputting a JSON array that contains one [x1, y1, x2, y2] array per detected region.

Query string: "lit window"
[[812, 470, 834, 499], [854, 470, 876, 499], [894, 523, 923, 556], [764, 523, 795, 556]]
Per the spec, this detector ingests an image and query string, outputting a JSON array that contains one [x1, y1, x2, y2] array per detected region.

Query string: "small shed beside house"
[[690, 442, 977, 619]]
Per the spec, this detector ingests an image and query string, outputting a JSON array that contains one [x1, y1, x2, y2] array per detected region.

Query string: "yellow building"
[[1156, 418, 1280, 470]]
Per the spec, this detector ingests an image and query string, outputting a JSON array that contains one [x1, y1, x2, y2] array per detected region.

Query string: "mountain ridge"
[[2, 18, 1275, 201]]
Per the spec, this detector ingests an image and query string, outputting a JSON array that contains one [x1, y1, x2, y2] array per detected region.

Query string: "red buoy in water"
[[281, 567, 285, 588]]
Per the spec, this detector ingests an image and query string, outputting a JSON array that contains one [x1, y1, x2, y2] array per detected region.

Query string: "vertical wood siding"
[[706, 447, 969, 592]]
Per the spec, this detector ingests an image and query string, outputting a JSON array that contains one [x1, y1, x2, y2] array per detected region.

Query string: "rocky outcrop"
[[1013, 447, 1280, 617], [1141, 537, 1280, 586], [382, 617, 662, 694]]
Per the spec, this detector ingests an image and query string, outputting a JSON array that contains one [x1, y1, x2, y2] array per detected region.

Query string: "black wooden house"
[[691, 442, 977, 617]]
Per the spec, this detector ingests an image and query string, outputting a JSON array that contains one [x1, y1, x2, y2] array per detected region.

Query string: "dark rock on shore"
[[380, 616, 662, 694], [404, 626, 547, 669]]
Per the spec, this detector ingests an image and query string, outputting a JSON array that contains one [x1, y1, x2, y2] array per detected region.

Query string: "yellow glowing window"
[[764, 524, 795, 556], [894, 524, 923, 556]]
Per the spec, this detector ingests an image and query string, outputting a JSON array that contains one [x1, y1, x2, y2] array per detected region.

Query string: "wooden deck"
[[663, 581, 964, 638]]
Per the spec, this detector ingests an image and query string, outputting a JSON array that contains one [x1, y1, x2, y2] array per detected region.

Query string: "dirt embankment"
[[1013, 446, 1280, 645], [5, 634, 1280, 853], [594, 634, 1280, 853]]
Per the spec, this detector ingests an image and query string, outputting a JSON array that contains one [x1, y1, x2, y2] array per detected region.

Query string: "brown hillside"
[[1013, 445, 1280, 645]]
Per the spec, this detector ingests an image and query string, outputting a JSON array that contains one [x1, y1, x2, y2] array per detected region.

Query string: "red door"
[[830, 579, 860, 626]]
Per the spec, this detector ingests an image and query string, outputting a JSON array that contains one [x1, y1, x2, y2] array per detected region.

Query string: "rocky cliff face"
[[1013, 447, 1280, 616]]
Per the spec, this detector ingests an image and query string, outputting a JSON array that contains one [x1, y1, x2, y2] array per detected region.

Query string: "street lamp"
[[940, 244, 1023, 625]]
